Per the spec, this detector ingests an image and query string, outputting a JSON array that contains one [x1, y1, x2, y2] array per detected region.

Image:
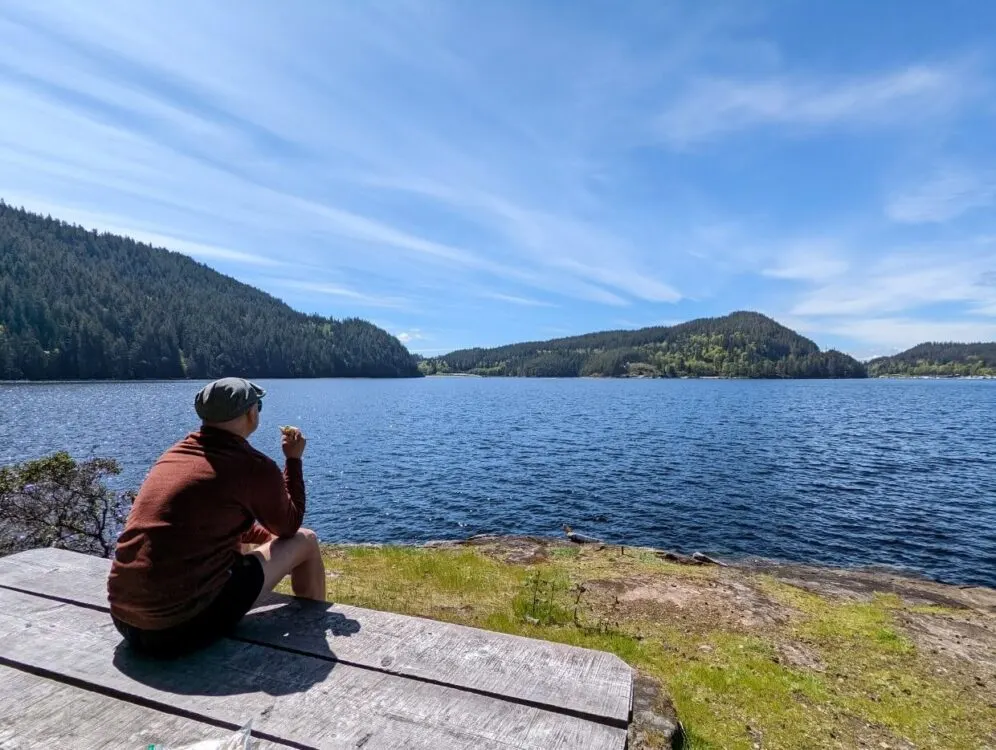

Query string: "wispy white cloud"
[[143, 233, 282, 267], [788, 316, 996, 351], [358, 177, 680, 304], [482, 203, 683, 303], [1, 2, 994, 356], [763, 257, 849, 281], [776, 240, 996, 353], [554, 258, 682, 303], [395, 329, 424, 344], [273, 280, 409, 309], [286, 195, 489, 270], [885, 166, 996, 223], [790, 251, 996, 318], [481, 292, 558, 308], [658, 64, 972, 146], [286, 193, 649, 306], [563, 285, 632, 307], [0, 193, 282, 266], [761, 240, 849, 282]]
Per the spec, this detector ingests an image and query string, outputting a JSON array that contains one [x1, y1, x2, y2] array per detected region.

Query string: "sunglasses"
[[255, 399, 263, 414]]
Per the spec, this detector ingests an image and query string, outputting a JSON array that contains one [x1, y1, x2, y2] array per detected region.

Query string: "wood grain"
[[0, 548, 633, 725], [0, 586, 626, 749], [0, 664, 291, 749]]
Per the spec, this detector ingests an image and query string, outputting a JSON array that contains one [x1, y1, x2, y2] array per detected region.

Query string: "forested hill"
[[868, 342, 996, 377], [0, 202, 420, 380], [421, 312, 867, 378]]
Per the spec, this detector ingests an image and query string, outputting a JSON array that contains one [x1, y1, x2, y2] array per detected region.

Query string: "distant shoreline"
[[4, 374, 995, 385], [873, 374, 996, 380], [0, 375, 426, 385]]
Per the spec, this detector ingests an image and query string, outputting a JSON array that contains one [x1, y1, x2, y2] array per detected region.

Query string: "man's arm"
[[243, 429, 307, 539], [241, 522, 276, 545]]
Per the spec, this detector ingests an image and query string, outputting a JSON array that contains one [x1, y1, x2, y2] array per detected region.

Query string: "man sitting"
[[107, 377, 326, 657]]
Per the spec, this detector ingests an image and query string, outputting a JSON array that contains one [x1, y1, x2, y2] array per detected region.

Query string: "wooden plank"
[[242, 596, 632, 725], [0, 548, 633, 725], [0, 548, 108, 605], [0, 664, 291, 749], [0, 587, 626, 749]]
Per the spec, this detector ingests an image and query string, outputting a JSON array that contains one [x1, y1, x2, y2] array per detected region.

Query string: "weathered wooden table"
[[0, 549, 633, 748]]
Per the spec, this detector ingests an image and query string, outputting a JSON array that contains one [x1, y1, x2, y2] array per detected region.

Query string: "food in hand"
[[279, 425, 299, 436]]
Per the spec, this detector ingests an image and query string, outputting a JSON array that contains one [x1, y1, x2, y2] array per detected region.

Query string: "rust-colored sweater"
[[107, 426, 305, 630]]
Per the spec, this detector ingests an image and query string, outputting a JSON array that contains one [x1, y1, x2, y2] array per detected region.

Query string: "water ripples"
[[2, 377, 994, 586]]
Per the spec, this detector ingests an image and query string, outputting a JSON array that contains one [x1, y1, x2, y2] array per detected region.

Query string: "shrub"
[[0, 452, 133, 557]]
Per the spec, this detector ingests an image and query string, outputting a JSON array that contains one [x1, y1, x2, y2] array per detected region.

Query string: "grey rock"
[[627, 669, 683, 748]]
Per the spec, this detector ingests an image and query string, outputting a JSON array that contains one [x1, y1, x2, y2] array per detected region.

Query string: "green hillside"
[[868, 342, 996, 377], [0, 201, 419, 380], [421, 311, 867, 378]]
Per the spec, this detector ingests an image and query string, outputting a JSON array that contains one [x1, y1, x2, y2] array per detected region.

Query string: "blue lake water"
[[2, 378, 994, 586]]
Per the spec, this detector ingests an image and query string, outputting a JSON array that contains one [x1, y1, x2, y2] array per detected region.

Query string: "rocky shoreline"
[[427, 533, 996, 622], [345, 533, 996, 604], [321, 534, 996, 748]]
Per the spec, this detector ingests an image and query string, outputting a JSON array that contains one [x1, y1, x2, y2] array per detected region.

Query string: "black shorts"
[[112, 554, 265, 658]]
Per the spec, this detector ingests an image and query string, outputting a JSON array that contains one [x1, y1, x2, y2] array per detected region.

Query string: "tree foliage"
[[0, 201, 420, 380], [868, 342, 996, 377], [424, 312, 868, 379], [0, 452, 133, 558]]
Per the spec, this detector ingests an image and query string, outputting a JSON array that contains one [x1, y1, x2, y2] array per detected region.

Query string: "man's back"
[[108, 426, 304, 630]]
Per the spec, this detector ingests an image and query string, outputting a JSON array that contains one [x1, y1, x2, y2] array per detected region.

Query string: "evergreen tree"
[[868, 342, 996, 377], [0, 201, 420, 380], [427, 312, 869, 379]]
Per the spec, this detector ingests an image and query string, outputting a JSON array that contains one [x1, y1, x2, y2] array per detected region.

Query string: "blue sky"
[[1, 1, 995, 359]]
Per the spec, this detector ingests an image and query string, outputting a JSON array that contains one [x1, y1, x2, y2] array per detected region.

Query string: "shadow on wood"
[[246, 593, 363, 639], [0, 550, 632, 748], [236, 592, 363, 655], [111, 601, 360, 697]]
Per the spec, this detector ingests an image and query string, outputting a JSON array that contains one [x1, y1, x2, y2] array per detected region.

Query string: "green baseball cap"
[[194, 378, 266, 423]]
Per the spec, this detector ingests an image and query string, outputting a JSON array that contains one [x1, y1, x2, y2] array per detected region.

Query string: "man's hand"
[[280, 426, 307, 460]]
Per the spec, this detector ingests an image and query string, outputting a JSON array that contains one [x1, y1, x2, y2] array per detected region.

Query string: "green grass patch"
[[755, 577, 993, 747], [285, 544, 996, 749], [550, 545, 581, 559]]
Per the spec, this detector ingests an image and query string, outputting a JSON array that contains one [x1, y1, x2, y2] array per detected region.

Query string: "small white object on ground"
[[160, 721, 253, 750]]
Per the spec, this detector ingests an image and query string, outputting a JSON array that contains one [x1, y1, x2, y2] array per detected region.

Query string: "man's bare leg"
[[249, 528, 326, 601]]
